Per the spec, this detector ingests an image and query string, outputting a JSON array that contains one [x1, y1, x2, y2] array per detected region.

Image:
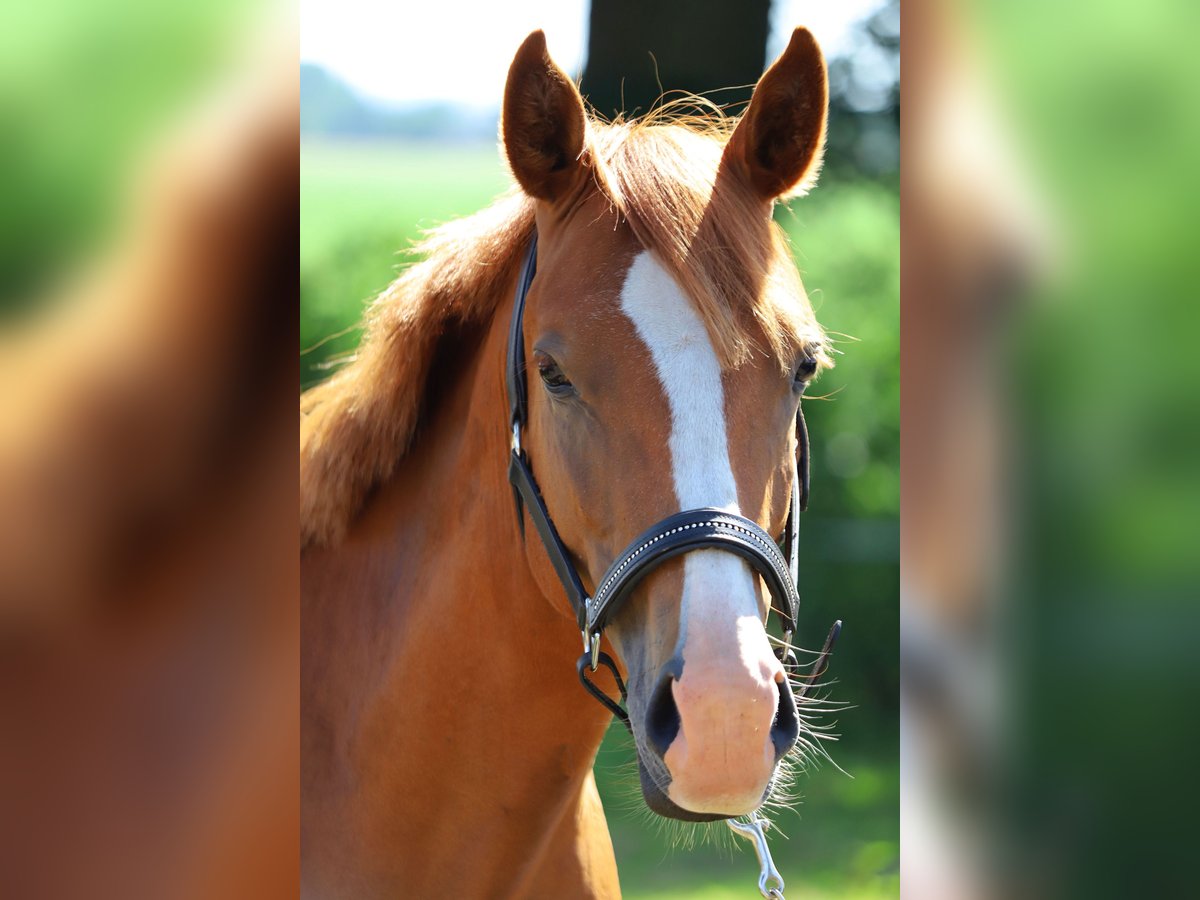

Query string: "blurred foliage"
[[968, 1, 1200, 896], [825, 0, 900, 181], [300, 139, 898, 896], [0, 0, 254, 315]]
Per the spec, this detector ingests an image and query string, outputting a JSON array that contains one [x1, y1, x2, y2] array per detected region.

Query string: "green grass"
[[300, 138, 899, 897], [595, 721, 898, 899], [300, 140, 512, 263], [625, 882, 898, 900]]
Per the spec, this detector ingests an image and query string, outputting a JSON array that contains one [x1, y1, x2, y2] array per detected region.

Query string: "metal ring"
[[762, 874, 785, 896]]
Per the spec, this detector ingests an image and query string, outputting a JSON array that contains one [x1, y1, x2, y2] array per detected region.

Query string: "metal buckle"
[[511, 421, 522, 454], [776, 629, 798, 675]]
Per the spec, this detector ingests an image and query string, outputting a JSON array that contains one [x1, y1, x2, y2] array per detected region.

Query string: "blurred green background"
[[0, 0, 253, 316], [967, 1, 1200, 897], [300, 61, 898, 900]]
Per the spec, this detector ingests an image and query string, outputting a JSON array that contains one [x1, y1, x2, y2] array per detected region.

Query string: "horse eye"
[[794, 356, 818, 384], [538, 358, 574, 394]]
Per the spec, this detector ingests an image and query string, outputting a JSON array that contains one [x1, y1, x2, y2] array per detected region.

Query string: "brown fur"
[[726, 28, 828, 200], [300, 192, 535, 548], [300, 29, 831, 550], [502, 31, 589, 202]]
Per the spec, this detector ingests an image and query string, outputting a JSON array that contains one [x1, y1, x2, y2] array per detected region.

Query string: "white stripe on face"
[[618, 252, 761, 647]]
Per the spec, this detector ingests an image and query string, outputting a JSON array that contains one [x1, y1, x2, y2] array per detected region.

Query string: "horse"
[[301, 28, 834, 898]]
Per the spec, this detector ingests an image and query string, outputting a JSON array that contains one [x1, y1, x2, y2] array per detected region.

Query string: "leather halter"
[[505, 232, 837, 724]]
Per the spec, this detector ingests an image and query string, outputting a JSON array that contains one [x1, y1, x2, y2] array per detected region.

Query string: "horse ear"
[[502, 30, 588, 203], [726, 28, 828, 201]]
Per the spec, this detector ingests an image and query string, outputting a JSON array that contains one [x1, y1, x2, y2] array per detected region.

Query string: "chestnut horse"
[[302, 29, 832, 898]]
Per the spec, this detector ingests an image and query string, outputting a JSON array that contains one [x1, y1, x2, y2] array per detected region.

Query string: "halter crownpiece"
[[505, 232, 840, 726]]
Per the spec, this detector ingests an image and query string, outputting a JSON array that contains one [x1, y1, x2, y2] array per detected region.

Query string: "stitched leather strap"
[[778, 406, 809, 617], [509, 448, 590, 628], [506, 233, 538, 433], [783, 453, 801, 587], [796, 404, 810, 514], [586, 508, 799, 639]]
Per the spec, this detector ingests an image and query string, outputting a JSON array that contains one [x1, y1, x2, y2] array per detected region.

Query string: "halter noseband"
[[505, 232, 839, 727]]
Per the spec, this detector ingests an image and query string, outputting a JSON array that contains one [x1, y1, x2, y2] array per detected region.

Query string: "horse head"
[[502, 29, 831, 821]]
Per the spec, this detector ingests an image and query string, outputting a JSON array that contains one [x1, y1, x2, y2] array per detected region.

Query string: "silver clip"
[[511, 421, 522, 454], [581, 630, 601, 671], [727, 816, 785, 899]]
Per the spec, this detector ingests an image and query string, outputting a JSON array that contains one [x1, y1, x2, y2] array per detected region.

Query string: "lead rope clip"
[[727, 815, 785, 899]]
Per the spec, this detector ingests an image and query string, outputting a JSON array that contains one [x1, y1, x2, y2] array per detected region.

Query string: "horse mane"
[[301, 106, 830, 549]]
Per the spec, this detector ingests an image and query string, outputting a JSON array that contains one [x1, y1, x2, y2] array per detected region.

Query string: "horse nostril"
[[770, 676, 801, 761], [645, 672, 681, 759]]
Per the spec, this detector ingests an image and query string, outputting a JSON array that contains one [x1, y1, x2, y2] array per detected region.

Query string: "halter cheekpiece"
[[505, 232, 840, 729]]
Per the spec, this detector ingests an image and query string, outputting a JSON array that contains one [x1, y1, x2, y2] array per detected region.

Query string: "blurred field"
[[301, 138, 899, 898]]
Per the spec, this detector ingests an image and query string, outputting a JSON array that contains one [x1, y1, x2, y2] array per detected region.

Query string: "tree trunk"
[[581, 0, 770, 120]]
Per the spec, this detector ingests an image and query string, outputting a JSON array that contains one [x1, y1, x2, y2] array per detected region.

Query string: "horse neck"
[[303, 271, 616, 892]]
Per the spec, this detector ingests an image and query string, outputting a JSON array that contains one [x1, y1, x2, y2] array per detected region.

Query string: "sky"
[[300, 0, 888, 107]]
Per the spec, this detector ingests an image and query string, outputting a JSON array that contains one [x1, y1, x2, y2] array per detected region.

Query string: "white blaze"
[[618, 252, 761, 650]]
